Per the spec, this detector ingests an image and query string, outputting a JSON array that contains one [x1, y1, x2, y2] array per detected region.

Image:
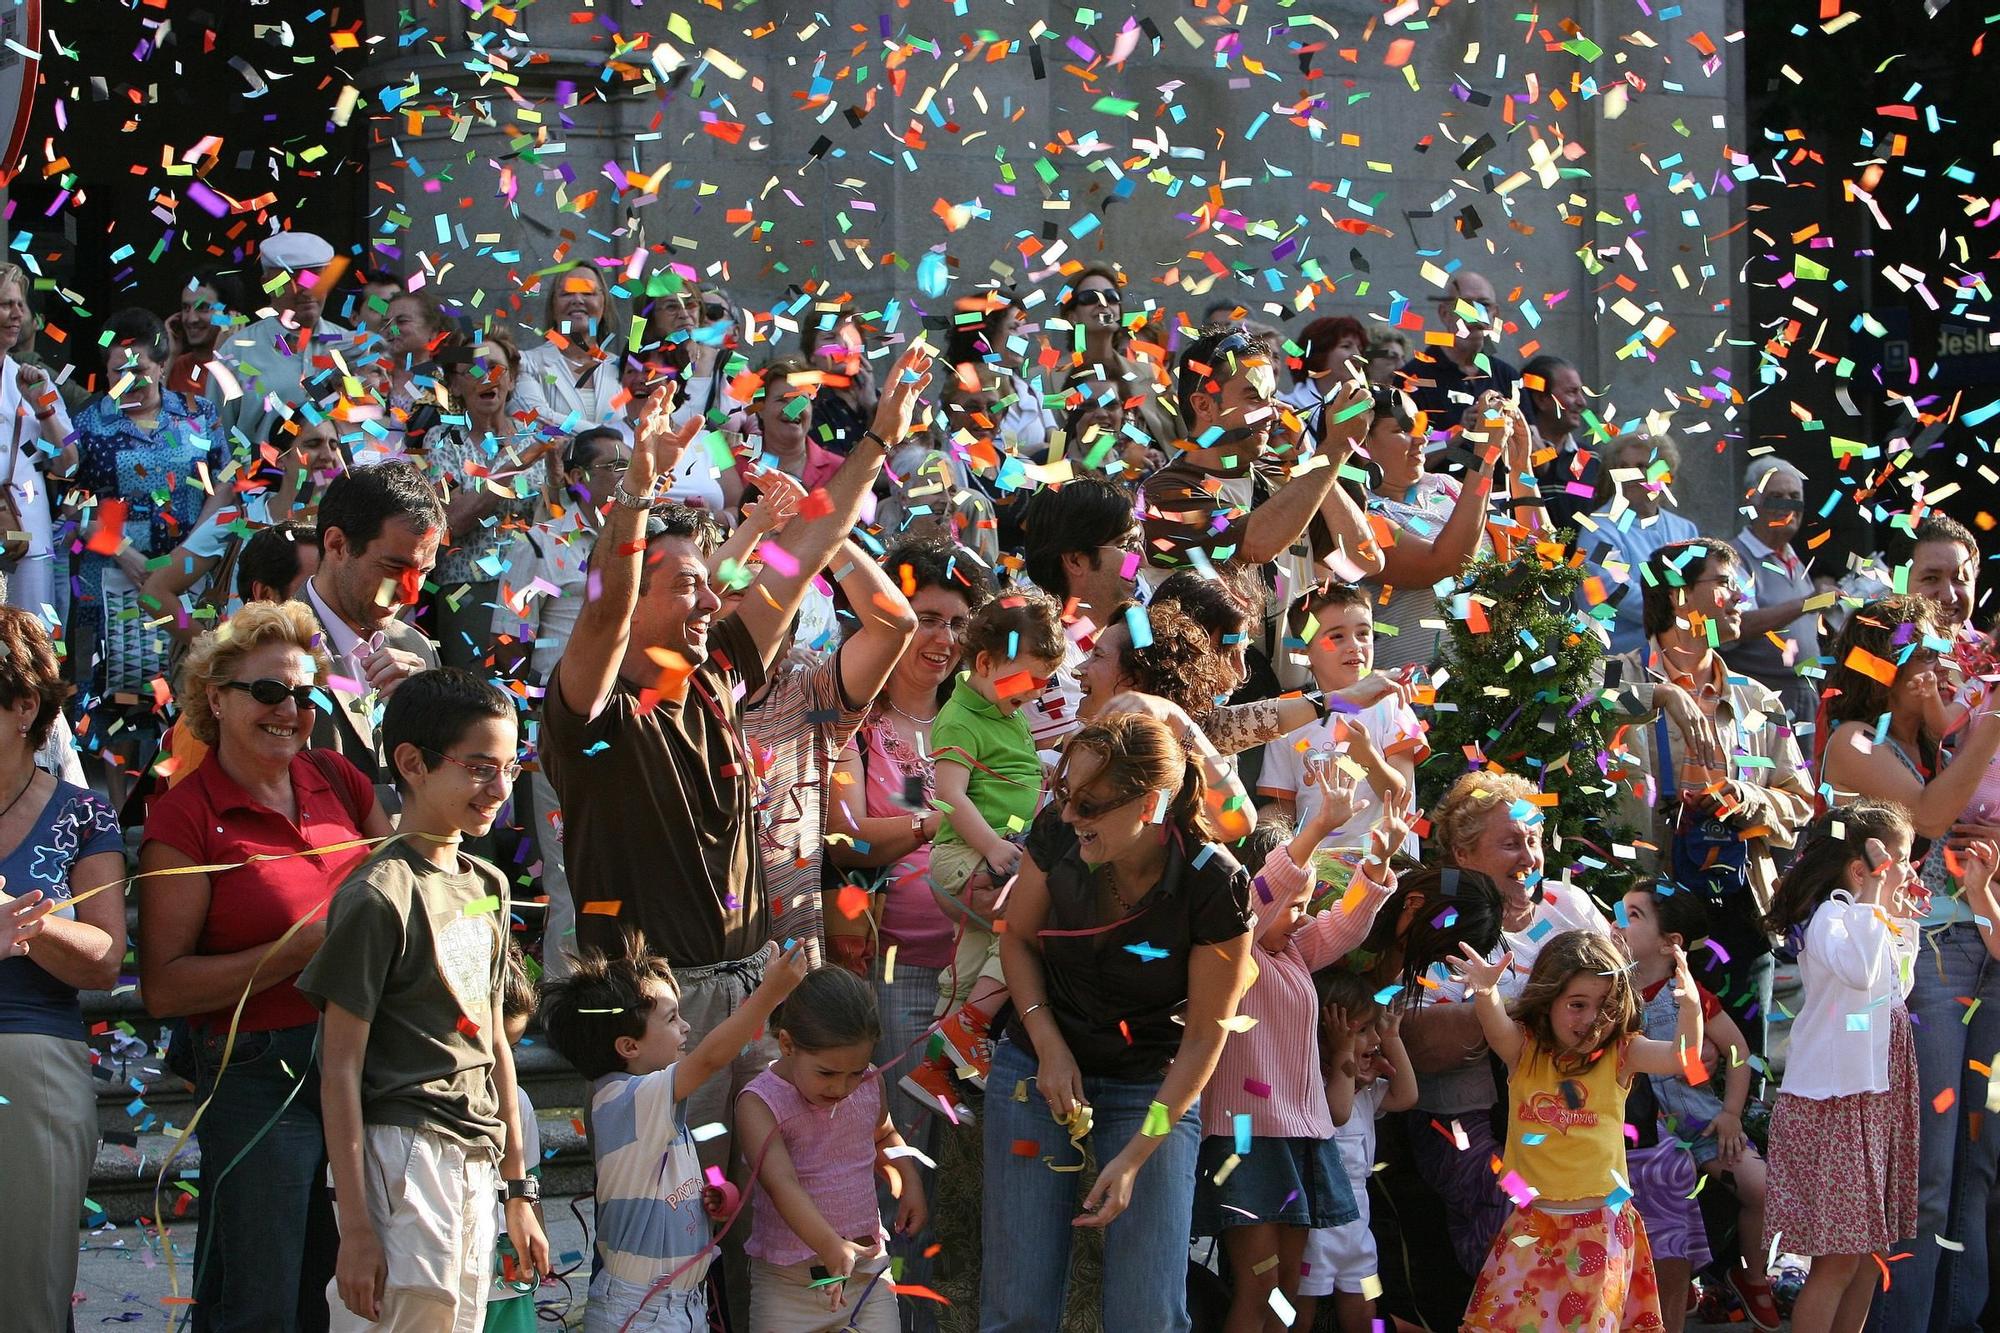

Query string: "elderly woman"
[[140, 600, 391, 1331], [0, 262, 78, 616], [512, 261, 623, 438], [423, 330, 540, 670], [1722, 456, 1823, 731], [1819, 594, 2000, 1333], [1399, 771, 1614, 1282], [1578, 431, 1699, 658], [72, 308, 229, 699], [0, 608, 126, 1333], [981, 711, 1254, 1332]]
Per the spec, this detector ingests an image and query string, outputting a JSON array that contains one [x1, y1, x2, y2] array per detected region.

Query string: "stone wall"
[[362, 0, 1748, 527]]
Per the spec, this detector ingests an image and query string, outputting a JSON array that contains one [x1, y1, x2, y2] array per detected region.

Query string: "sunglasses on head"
[[225, 678, 322, 710]]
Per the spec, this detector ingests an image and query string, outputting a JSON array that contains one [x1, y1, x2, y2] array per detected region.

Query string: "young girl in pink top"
[[1195, 767, 1411, 1333], [737, 967, 928, 1333]]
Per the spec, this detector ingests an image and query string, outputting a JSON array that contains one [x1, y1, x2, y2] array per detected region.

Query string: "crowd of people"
[[0, 230, 1993, 1333]]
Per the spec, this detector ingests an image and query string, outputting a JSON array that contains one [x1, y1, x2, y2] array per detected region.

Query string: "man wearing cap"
[[209, 231, 352, 444]]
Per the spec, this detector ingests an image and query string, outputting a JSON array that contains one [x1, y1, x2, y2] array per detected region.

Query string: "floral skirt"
[[1764, 1003, 1920, 1257], [1463, 1203, 1664, 1332]]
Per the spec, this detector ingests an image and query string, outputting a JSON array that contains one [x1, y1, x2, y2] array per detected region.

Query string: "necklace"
[[0, 765, 36, 823], [1103, 864, 1142, 916], [882, 695, 939, 729]]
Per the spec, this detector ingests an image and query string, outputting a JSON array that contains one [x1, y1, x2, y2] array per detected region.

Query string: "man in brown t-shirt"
[[542, 344, 933, 1177]]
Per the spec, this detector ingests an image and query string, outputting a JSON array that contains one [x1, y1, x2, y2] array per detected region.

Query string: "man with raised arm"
[[541, 343, 932, 1158]]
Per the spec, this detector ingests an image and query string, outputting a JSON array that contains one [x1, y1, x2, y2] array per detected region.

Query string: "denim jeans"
[[978, 1037, 1202, 1332], [190, 1023, 337, 1333], [875, 962, 944, 1333], [1868, 922, 2000, 1333]]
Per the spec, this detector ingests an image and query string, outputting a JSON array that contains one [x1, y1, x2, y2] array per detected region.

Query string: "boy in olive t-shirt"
[[299, 668, 549, 1331]]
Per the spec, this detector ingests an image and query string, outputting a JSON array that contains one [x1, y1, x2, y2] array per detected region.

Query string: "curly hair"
[[176, 600, 333, 747], [1100, 601, 1236, 718], [1822, 595, 1944, 759], [1430, 770, 1541, 866], [1508, 929, 1641, 1076], [0, 608, 69, 748], [960, 588, 1066, 668]]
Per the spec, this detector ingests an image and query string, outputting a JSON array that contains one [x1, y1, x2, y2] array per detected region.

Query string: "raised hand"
[[865, 342, 936, 446], [630, 383, 701, 494], [742, 466, 808, 534], [1317, 375, 1372, 457], [1448, 942, 1512, 997], [1301, 758, 1359, 838]]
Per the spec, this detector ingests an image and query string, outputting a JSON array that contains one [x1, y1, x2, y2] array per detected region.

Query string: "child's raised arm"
[[1446, 943, 1523, 1067], [1322, 1004, 1361, 1128], [1624, 946, 1707, 1078], [673, 943, 809, 1104], [1379, 1008, 1419, 1113], [1955, 838, 2000, 961]]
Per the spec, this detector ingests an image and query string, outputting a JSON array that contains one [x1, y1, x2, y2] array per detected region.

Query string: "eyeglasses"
[[1070, 288, 1120, 308], [1051, 780, 1148, 822], [916, 612, 971, 637], [421, 747, 524, 786], [1755, 496, 1805, 513], [224, 678, 322, 711], [702, 303, 728, 321]]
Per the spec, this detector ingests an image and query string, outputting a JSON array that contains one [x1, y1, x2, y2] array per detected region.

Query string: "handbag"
[[0, 411, 33, 565], [1655, 712, 1751, 903]]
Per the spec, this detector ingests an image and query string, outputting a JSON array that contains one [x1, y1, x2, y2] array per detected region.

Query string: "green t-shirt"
[[298, 840, 512, 1153], [929, 675, 1043, 848]]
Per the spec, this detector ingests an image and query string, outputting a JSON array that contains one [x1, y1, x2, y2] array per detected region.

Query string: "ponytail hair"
[[1057, 713, 1213, 841], [1765, 800, 1914, 938]]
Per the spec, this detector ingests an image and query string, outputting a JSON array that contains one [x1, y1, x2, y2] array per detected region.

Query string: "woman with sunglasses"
[[1058, 265, 1176, 451], [979, 708, 1254, 1333], [139, 600, 393, 1332]]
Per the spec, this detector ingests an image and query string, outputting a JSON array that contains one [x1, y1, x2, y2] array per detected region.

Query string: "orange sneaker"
[[935, 1003, 994, 1089], [898, 1057, 974, 1125]]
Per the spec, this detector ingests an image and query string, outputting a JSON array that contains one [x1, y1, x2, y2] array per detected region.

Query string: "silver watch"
[[611, 481, 656, 511]]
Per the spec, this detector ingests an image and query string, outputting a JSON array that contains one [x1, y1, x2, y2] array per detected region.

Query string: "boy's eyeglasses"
[[421, 747, 524, 786], [224, 678, 322, 710]]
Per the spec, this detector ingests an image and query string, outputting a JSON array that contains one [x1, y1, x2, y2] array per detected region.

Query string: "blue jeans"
[[190, 1023, 337, 1333], [876, 962, 944, 1333], [1869, 922, 2000, 1333], [978, 1037, 1201, 1333]]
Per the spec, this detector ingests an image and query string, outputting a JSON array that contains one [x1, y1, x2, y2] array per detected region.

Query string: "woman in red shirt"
[[140, 600, 392, 1332]]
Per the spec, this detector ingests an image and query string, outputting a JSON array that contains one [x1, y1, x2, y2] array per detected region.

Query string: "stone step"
[[85, 1108, 593, 1228]]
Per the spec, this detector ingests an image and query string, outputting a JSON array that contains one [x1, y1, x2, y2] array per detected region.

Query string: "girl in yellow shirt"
[[1448, 928, 1703, 1332]]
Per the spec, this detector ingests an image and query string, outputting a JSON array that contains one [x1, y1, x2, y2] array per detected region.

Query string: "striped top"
[[589, 1065, 712, 1290], [1201, 850, 1397, 1140]]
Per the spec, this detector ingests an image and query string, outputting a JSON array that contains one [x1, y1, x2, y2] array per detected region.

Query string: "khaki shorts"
[[747, 1252, 901, 1333], [327, 1124, 498, 1333]]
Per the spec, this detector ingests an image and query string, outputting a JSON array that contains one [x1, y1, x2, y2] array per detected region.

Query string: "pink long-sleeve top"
[[1200, 851, 1397, 1140]]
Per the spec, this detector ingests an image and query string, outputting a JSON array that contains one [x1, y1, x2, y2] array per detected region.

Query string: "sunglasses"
[[1070, 288, 1120, 307], [225, 678, 322, 710]]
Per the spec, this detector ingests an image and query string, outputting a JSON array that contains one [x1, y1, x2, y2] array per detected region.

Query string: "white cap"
[[259, 231, 336, 272]]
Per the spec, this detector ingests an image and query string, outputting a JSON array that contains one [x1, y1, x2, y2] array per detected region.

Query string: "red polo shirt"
[[142, 750, 377, 1033]]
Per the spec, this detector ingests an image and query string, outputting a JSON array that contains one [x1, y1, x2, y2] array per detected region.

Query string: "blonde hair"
[[177, 600, 333, 746], [1431, 770, 1540, 864], [0, 262, 34, 354], [539, 263, 615, 336]]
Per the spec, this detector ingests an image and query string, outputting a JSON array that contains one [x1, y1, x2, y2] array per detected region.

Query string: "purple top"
[[741, 1065, 888, 1267]]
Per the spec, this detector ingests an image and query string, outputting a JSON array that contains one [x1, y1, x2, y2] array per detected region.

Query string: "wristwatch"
[[611, 481, 655, 511], [501, 1177, 541, 1203]]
